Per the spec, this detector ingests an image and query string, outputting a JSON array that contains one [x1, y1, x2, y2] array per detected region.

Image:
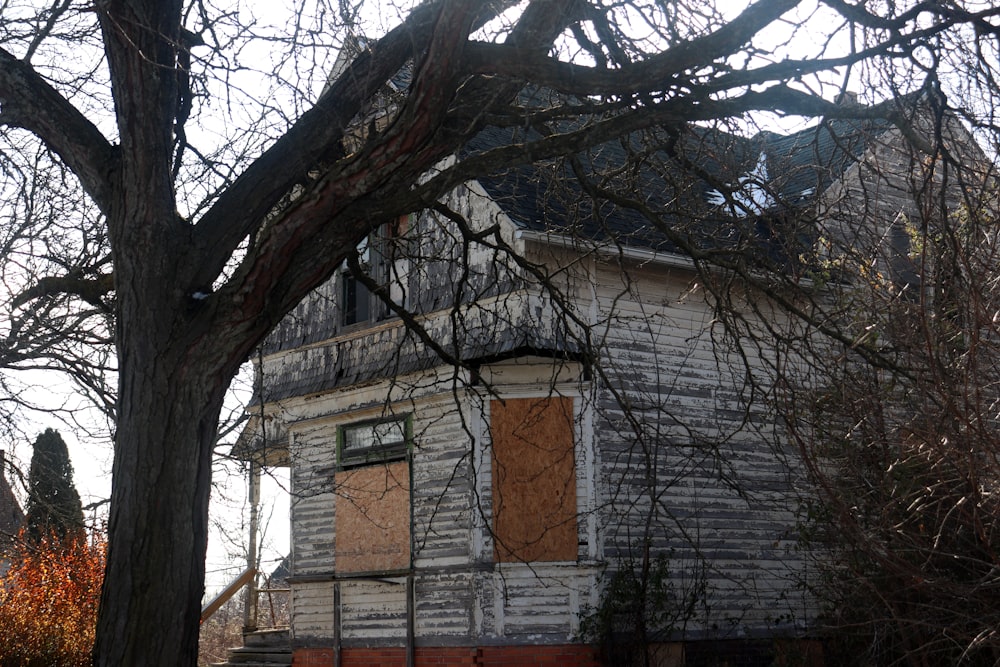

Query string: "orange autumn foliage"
[[0, 530, 106, 667]]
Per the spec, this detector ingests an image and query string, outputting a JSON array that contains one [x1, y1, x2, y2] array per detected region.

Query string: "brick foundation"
[[293, 647, 336, 667], [293, 645, 600, 667], [477, 645, 600, 666], [294, 640, 821, 666]]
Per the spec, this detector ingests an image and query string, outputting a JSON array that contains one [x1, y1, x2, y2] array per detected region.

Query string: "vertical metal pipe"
[[406, 574, 415, 667], [243, 459, 261, 632], [334, 582, 342, 667]]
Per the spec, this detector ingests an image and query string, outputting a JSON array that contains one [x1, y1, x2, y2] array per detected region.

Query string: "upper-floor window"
[[338, 415, 410, 467], [341, 236, 373, 326], [341, 215, 411, 328]]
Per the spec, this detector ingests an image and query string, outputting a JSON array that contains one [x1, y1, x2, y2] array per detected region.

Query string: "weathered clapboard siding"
[[283, 344, 614, 644], [340, 580, 408, 641], [411, 237, 812, 638], [409, 395, 476, 572], [581, 254, 811, 633], [289, 426, 336, 577], [290, 581, 336, 641], [413, 573, 474, 637], [284, 372, 486, 641], [476, 565, 600, 642]]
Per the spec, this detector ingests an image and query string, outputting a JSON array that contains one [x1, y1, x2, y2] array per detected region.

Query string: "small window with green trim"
[[338, 416, 410, 466]]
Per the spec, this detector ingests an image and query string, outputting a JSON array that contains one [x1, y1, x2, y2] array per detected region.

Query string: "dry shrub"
[[0, 530, 106, 667]]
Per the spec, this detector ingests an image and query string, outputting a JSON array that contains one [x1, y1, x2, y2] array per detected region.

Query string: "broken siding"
[[590, 258, 810, 633], [264, 183, 522, 358], [339, 580, 408, 642], [257, 286, 577, 405], [475, 565, 600, 642], [414, 572, 474, 637]]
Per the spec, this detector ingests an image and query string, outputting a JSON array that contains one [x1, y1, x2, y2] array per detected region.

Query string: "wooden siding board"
[[291, 582, 336, 640], [414, 573, 474, 636], [340, 581, 408, 640], [587, 259, 811, 633]]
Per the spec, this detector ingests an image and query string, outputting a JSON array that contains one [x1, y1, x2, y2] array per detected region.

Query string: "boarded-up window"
[[491, 396, 577, 562], [334, 460, 411, 573]]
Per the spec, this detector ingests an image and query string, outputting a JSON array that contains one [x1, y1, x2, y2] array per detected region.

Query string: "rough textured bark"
[[96, 351, 227, 665]]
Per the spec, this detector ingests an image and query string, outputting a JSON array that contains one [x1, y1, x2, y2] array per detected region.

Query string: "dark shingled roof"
[[467, 113, 895, 257], [245, 95, 905, 425]]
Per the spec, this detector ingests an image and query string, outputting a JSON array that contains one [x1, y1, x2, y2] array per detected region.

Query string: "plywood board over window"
[[334, 460, 411, 573], [491, 396, 577, 562]]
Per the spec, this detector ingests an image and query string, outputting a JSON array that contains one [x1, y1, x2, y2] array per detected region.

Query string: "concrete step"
[[243, 628, 290, 647], [210, 628, 292, 667]]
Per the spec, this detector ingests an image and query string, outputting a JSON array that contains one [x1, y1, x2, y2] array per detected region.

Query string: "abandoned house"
[[233, 91, 987, 666]]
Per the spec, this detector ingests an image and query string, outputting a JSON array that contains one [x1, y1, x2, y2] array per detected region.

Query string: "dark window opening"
[[340, 216, 411, 328], [341, 269, 371, 326]]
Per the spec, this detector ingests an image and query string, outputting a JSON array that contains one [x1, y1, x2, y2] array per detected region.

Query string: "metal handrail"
[[200, 567, 256, 623]]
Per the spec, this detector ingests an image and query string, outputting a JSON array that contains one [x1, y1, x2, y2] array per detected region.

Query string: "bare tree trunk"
[[94, 329, 241, 665], [94, 329, 233, 666], [89, 2, 227, 659], [92, 190, 243, 664]]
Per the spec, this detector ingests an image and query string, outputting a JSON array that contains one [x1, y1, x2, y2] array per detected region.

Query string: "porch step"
[[211, 628, 292, 667]]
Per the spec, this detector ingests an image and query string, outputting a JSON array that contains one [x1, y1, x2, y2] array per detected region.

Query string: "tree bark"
[[94, 292, 238, 665]]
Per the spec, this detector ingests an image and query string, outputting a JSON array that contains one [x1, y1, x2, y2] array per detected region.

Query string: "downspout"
[[334, 583, 342, 667], [407, 574, 415, 667]]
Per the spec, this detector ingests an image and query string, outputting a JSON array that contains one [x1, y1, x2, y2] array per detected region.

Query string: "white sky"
[[1, 370, 289, 598]]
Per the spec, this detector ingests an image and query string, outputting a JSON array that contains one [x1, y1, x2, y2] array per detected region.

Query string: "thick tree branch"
[[200, 0, 585, 352], [460, 0, 800, 94], [98, 0, 185, 250], [396, 87, 894, 213], [13, 274, 115, 311], [462, 3, 973, 100], [0, 47, 118, 215], [818, 0, 991, 31], [189, 0, 511, 291]]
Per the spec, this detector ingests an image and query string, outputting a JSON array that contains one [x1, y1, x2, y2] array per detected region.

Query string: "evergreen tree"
[[25, 429, 84, 544]]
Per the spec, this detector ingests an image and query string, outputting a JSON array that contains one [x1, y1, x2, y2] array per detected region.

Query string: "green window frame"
[[337, 415, 411, 467]]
